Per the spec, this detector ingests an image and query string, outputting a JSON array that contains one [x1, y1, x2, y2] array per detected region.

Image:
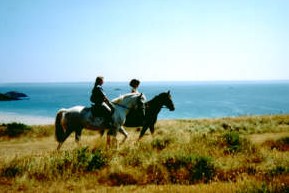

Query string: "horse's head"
[[159, 91, 175, 111]]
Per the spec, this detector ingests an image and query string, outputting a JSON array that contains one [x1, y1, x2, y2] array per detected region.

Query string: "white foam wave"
[[0, 112, 54, 125]]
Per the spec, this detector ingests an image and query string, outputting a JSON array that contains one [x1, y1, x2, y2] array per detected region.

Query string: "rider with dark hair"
[[90, 76, 114, 125], [126, 78, 144, 126], [129, 79, 140, 93]]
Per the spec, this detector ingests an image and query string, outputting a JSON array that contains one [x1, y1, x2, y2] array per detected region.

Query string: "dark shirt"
[[90, 85, 107, 105]]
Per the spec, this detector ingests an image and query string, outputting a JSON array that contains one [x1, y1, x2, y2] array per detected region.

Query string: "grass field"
[[0, 115, 289, 192]]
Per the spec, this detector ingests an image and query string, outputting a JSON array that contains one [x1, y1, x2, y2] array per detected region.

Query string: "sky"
[[0, 0, 289, 83]]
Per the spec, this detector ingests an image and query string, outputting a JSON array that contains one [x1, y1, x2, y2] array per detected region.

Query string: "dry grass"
[[0, 114, 289, 192]]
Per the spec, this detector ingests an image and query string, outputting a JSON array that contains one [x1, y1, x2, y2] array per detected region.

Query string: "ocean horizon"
[[1, 80, 289, 125]]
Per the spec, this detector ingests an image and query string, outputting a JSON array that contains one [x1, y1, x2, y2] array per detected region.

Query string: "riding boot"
[[102, 103, 114, 128]]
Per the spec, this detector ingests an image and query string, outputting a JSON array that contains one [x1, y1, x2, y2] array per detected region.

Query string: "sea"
[[0, 81, 289, 125]]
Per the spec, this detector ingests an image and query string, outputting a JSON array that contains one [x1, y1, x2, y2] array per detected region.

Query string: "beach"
[[0, 112, 54, 125]]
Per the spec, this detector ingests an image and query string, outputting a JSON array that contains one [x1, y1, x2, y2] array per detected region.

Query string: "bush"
[[151, 137, 172, 151], [264, 137, 289, 151], [190, 156, 215, 183], [146, 164, 169, 184], [163, 154, 215, 184], [275, 137, 289, 151], [1, 164, 24, 178], [87, 149, 107, 171], [74, 147, 108, 172], [4, 122, 31, 137], [104, 172, 138, 186], [223, 131, 241, 153]]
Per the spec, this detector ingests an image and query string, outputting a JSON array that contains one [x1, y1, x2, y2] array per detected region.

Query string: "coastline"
[[1, 81, 289, 124], [1, 111, 289, 126], [0, 112, 54, 125]]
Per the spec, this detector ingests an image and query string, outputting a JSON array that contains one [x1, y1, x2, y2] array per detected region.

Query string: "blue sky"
[[1, 0, 289, 83]]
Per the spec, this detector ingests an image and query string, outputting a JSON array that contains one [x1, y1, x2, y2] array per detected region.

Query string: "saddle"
[[90, 105, 109, 118], [90, 104, 114, 127]]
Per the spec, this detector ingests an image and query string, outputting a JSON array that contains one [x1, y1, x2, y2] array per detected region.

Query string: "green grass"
[[0, 114, 289, 192]]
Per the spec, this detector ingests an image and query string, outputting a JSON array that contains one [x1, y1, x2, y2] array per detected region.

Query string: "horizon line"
[[1, 79, 289, 84]]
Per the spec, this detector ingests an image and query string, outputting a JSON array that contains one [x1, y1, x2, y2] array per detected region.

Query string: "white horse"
[[55, 93, 146, 150]]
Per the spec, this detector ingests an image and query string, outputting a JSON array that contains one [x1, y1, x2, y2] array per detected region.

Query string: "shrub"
[[264, 137, 289, 151], [223, 131, 241, 153], [4, 122, 31, 137], [146, 164, 169, 184], [190, 156, 215, 183], [268, 166, 288, 177], [275, 137, 289, 151], [163, 154, 215, 184], [87, 149, 107, 171], [75, 147, 107, 172], [104, 172, 138, 186], [151, 137, 172, 151], [1, 164, 24, 177]]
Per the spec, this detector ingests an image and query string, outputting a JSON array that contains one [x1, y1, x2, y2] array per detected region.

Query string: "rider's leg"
[[102, 103, 114, 126]]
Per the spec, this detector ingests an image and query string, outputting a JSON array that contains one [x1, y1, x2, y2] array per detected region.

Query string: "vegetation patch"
[[163, 153, 215, 184], [0, 146, 108, 181], [264, 136, 289, 151], [103, 172, 138, 186], [151, 137, 172, 151], [0, 115, 289, 192], [0, 122, 31, 137], [0, 123, 53, 139]]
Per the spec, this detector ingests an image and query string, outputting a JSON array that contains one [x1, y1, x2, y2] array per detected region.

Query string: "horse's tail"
[[55, 109, 66, 143]]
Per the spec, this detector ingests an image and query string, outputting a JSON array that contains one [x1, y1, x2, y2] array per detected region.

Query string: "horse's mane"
[[147, 92, 167, 104], [112, 93, 139, 104]]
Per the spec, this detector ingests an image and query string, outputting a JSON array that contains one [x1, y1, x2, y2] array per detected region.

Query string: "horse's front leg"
[[149, 124, 155, 135], [75, 128, 83, 148], [119, 126, 128, 144], [139, 124, 149, 140]]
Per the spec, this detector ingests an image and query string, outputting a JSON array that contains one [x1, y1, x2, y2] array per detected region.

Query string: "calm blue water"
[[0, 81, 289, 124]]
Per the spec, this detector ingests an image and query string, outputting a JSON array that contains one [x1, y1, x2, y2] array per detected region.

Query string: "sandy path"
[[248, 132, 289, 144], [0, 135, 103, 161], [2, 130, 287, 161], [0, 130, 140, 161]]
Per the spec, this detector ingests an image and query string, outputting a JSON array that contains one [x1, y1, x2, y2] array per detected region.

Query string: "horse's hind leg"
[[75, 128, 82, 143], [57, 142, 63, 150], [107, 127, 118, 149], [106, 134, 118, 149], [56, 130, 73, 150]]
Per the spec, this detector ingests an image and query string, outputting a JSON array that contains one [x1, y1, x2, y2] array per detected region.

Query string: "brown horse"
[[125, 91, 175, 139]]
